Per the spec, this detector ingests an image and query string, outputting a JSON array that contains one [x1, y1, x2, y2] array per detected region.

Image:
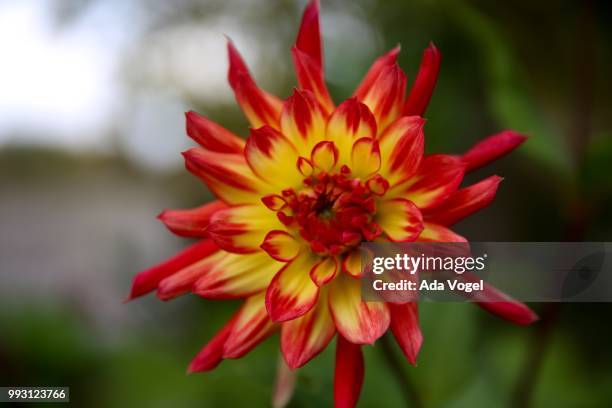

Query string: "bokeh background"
[[1, 0, 611, 406]]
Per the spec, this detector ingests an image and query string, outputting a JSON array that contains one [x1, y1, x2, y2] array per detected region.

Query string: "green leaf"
[[441, 0, 573, 175]]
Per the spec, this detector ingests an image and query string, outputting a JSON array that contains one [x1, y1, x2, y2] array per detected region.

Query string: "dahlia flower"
[[128, 1, 537, 406]]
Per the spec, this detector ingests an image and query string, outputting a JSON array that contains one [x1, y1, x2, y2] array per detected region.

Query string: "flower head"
[[128, 1, 537, 406]]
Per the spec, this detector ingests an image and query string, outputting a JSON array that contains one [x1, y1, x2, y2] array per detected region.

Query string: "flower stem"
[[511, 304, 559, 407], [378, 334, 423, 408]]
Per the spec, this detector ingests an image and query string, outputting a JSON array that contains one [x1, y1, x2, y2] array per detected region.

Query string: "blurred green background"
[[1, 0, 611, 406]]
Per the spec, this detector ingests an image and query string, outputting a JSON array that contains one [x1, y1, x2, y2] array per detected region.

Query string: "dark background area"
[[1, 0, 611, 406]]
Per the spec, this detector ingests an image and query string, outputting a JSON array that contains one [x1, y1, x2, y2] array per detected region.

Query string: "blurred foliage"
[[441, 0, 572, 174]]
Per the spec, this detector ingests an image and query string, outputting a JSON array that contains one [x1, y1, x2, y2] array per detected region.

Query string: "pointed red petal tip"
[[358, 62, 407, 130], [424, 175, 503, 226], [334, 336, 364, 408], [476, 283, 539, 326], [184, 111, 244, 154], [188, 315, 237, 374], [296, 0, 322, 65], [389, 303, 422, 365], [292, 0, 335, 114], [375, 45, 401, 67], [226, 37, 283, 129], [226, 38, 250, 90], [157, 201, 227, 238], [426, 41, 440, 57], [492, 304, 539, 326], [183, 148, 260, 196], [403, 41, 442, 117], [389, 44, 402, 57], [125, 240, 219, 302], [462, 130, 528, 172], [353, 45, 401, 99]]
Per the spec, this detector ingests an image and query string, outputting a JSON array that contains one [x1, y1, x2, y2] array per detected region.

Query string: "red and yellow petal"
[[353, 46, 400, 102], [261, 230, 301, 262], [403, 42, 441, 117], [377, 198, 424, 242], [378, 116, 425, 185], [227, 40, 283, 129], [309, 256, 338, 287], [417, 222, 467, 243], [127, 240, 218, 301], [185, 110, 245, 153], [157, 250, 225, 301], [193, 250, 279, 299], [281, 287, 335, 369], [390, 154, 465, 209], [183, 148, 264, 204], [366, 174, 390, 196], [350, 137, 381, 179], [245, 125, 302, 189], [342, 249, 363, 278], [158, 200, 227, 238], [223, 293, 277, 358], [388, 302, 422, 365], [296, 156, 314, 177], [280, 89, 327, 157], [292, 47, 334, 114], [334, 335, 364, 408], [266, 253, 320, 322], [424, 175, 502, 226], [325, 98, 377, 164], [206, 204, 284, 253], [311, 140, 339, 172], [329, 273, 390, 344], [261, 194, 287, 212], [355, 63, 406, 133], [462, 130, 527, 172]]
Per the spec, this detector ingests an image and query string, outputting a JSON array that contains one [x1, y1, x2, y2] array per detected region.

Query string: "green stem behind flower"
[[379, 333, 423, 408]]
